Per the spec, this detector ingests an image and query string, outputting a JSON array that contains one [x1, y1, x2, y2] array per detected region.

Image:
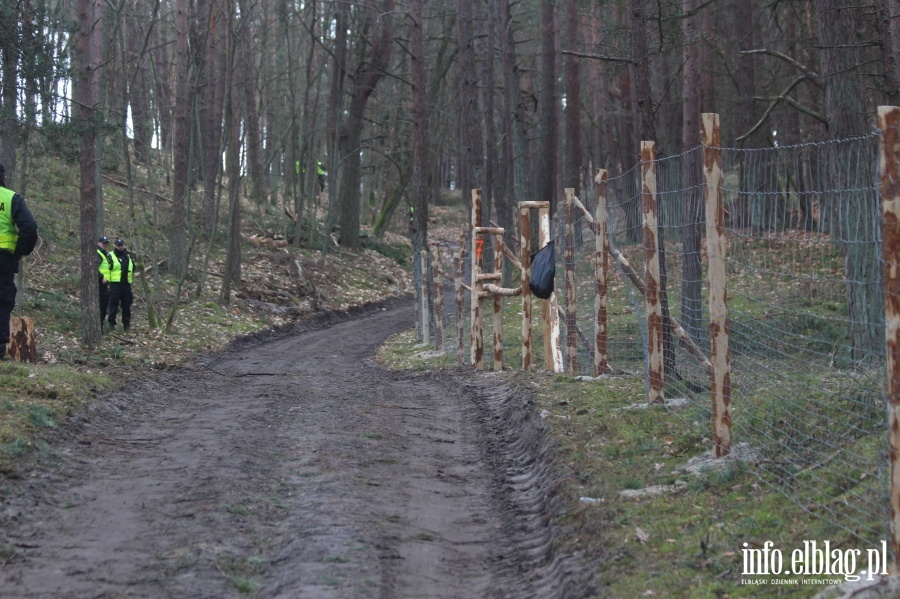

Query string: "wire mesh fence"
[[429, 114, 896, 554]]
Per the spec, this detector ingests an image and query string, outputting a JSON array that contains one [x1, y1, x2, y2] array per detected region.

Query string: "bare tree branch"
[[740, 48, 823, 88], [754, 95, 828, 124], [560, 50, 632, 64], [736, 76, 810, 142]]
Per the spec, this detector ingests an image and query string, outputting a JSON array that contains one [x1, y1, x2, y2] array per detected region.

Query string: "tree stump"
[[8, 317, 36, 363]]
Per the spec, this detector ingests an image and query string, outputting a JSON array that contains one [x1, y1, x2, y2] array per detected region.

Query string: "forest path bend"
[[2, 302, 591, 598]]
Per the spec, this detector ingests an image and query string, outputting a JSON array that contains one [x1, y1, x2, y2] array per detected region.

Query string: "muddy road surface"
[[1, 300, 593, 598]]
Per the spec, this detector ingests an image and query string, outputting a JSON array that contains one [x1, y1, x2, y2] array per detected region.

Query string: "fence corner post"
[[564, 188, 578, 372], [641, 141, 665, 403], [455, 228, 467, 366], [420, 249, 430, 345], [539, 204, 563, 372], [878, 105, 900, 571], [520, 204, 532, 370], [470, 189, 484, 370], [594, 170, 610, 376], [431, 245, 444, 351], [702, 113, 731, 458]]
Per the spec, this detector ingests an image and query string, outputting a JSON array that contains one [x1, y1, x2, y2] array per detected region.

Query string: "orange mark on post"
[[475, 238, 484, 261]]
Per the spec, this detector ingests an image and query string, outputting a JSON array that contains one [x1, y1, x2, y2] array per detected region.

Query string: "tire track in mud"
[[1, 300, 594, 598]]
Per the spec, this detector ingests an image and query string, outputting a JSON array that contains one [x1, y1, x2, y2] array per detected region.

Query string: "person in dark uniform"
[[107, 238, 134, 332], [97, 236, 113, 329], [0, 164, 37, 358]]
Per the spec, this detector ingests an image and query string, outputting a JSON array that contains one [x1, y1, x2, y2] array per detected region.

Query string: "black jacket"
[[10, 193, 37, 259]]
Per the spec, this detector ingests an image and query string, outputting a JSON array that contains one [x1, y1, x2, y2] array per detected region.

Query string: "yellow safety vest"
[[97, 248, 113, 280], [116, 253, 134, 284], [0, 187, 19, 251], [106, 251, 123, 282]]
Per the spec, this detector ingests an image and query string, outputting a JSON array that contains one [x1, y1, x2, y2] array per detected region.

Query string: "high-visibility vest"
[[0, 187, 19, 251], [97, 248, 113, 280], [107, 250, 123, 282], [115, 252, 133, 284]]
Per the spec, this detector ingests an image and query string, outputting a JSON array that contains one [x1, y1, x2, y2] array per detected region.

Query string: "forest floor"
[[0, 292, 594, 597]]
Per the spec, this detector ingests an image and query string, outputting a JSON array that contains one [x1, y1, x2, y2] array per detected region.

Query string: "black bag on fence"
[[529, 241, 555, 299]]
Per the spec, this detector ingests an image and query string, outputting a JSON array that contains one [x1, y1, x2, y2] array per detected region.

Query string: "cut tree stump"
[[8, 317, 36, 362]]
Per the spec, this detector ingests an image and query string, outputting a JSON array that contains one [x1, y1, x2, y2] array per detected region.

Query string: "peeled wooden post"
[[539, 204, 563, 372], [879, 105, 900, 569], [520, 204, 532, 370], [564, 188, 578, 372], [8, 317, 36, 363], [470, 189, 484, 369], [493, 235, 503, 370], [703, 113, 731, 457], [432, 245, 445, 351], [453, 230, 468, 366], [642, 141, 665, 403], [572, 191, 711, 373], [420, 250, 430, 344], [455, 229, 467, 365], [594, 170, 611, 375]]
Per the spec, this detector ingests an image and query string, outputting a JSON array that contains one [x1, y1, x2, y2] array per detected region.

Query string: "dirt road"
[[1, 300, 593, 598]]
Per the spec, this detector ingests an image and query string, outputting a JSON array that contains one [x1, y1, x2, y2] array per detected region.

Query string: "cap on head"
[[98, 236, 109, 244], [115, 238, 124, 246]]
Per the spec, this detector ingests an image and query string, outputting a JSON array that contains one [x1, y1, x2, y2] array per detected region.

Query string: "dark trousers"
[[99, 281, 109, 323], [0, 259, 16, 345], [108, 282, 133, 328]]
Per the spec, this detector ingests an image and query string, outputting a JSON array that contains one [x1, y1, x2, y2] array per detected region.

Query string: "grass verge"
[[377, 332, 878, 598]]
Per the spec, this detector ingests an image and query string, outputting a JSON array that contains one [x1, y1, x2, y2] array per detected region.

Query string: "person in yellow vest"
[[107, 238, 134, 332], [0, 164, 37, 358], [97, 236, 113, 329], [317, 161, 326, 191]]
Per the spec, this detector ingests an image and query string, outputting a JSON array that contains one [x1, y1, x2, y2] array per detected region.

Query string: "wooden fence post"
[[493, 235, 503, 370], [539, 204, 563, 372], [703, 113, 731, 457], [878, 105, 900, 570], [594, 170, 610, 375], [564, 188, 578, 372], [520, 204, 532, 370], [8, 317, 36, 363], [420, 250, 429, 344], [455, 229, 467, 366], [471, 189, 484, 369], [642, 141, 665, 403], [432, 245, 444, 351]]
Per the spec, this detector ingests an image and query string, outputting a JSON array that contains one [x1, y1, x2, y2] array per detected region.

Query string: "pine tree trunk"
[[681, 0, 704, 346], [75, 0, 102, 346], [170, 0, 190, 278], [535, 0, 558, 214], [336, 0, 395, 251], [564, 0, 581, 197], [0, 1, 18, 183], [457, 0, 482, 212], [410, 0, 429, 341], [816, 0, 882, 361], [200, 0, 225, 235], [240, 0, 268, 207]]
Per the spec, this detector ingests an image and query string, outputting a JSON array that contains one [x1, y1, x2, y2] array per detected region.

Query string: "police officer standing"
[[97, 236, 113, 328], [107, 238, 133, 332], [317, 161, 326, 191], [0, 164, 37, 358]]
